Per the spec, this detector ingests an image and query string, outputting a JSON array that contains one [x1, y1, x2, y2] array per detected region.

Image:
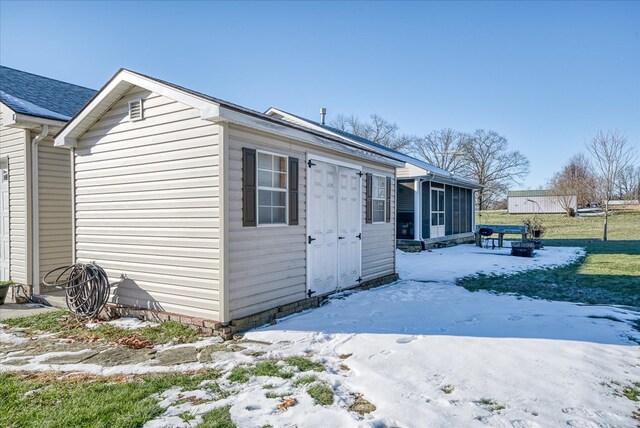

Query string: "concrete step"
[[397, 240, 423, 252]]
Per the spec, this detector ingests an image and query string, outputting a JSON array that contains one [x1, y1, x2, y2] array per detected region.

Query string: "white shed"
[[507, 190, 577, 214], [54, 69, 403, 334]]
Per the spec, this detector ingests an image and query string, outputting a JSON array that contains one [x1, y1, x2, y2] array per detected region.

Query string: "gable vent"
[[128, 98, 144, 121]]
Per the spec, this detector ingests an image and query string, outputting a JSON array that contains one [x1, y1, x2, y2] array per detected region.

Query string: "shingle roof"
[[268, 108, 480, 188], [508, 189, 558, 197], [0, 66, 96, 121]]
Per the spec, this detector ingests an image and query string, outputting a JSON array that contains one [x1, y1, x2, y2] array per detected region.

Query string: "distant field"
[[459, 209, 640, 307]]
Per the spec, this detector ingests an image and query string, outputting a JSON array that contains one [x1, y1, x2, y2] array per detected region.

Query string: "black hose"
[[43, 263, 111, 319]]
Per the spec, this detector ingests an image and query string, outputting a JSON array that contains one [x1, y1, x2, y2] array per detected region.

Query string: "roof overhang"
[[1, 102, 66, 131], [398, 175, 482, 190], [54, 70, 403, 168]]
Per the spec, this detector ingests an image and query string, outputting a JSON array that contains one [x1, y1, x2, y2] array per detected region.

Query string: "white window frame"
[[372, 174, 387, 224], [256, 149, 288, 227]]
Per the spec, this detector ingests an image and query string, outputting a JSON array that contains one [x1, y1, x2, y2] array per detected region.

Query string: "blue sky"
[[1, 1, 638, 188]]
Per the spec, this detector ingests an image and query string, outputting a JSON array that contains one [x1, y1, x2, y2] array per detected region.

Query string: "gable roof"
[[54, 68, 404, 167], [508, 189, 573, 198], [265, 108, 480, 188], [0, 66, 96, 122]]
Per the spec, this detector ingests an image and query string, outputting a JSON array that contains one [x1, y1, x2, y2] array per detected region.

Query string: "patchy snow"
[[0, 332, 28, 344], [396, 244, 586, 283], [1, 243, 638, 427], [86, 317, 160, 330]]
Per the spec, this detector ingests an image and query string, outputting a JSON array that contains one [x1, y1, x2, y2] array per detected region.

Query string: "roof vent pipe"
[[320, 107, 326, 125]]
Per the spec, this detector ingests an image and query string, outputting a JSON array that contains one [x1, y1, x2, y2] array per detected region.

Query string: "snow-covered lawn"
[[238, 244, 639, 427], [2, 244, 638, 427]]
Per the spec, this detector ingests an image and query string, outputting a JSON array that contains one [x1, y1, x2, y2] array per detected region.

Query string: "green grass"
[[3, 310, 201, 346], [306, 382, 334, 405], [292, 374, 318, 386], [476, 398, 506, 412], [623, 382, 640, 401], [199, 406, 235, 428], [461, 210, 640, 307], [0, 370, 220, 428], [284, 356, 325, 372], [227, 358, 325, 384]]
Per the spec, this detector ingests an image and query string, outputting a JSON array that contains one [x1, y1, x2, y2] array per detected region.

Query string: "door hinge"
[[357, 277, 362, 283], [356, 233, 362, 240], [308, 236, 316, 244], [357, 171, 363, 177], [308, 160, 316, 168], [338, 236, 345, 240], [307, 289, 316, 298]]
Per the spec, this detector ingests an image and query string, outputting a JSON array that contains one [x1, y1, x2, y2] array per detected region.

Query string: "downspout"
[[30, 124, 48, 296], [413, 178, 423, 241]]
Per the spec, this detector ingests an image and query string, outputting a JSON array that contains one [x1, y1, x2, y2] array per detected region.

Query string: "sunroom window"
[[257, 151, 288, 225]]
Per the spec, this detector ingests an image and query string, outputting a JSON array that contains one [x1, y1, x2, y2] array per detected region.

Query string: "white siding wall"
[[37, 138, 72, 286], [362, 166, 396, 282], [0, 108, 29, 285], [74, 87, 221, 320], [227, 125, 396, 320]]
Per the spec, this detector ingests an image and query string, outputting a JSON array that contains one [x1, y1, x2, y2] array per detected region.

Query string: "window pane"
[[438, 192, 444, 211], [275, 156, 287, 172], [432, 213, 438, 225], [275, 172, 287, 189], [258, 206, 271, 224], [431, 191, 438, 211], [439, 213, 445, 225], [258, 190, 271, 206], [258, 153, 271, 169], [272, 207, 286, 223], [273, 191, 286, 207], [258, 170, 272, 187]]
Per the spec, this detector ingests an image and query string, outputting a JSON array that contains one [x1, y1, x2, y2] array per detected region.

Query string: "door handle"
[[338, 236, 345, 240], [308, 236, 316, 244]]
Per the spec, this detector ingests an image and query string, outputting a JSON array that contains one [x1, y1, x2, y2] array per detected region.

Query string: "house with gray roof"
[[0, 65, 96, 292]]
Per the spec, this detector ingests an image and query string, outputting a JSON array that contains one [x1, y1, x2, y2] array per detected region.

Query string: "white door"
[[308, 159, 361, 296], [430, 187, 445, 238], [0, 164, 9, 281]]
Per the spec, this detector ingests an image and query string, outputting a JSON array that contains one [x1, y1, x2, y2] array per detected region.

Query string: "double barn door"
[[307, 159, 361, 296]]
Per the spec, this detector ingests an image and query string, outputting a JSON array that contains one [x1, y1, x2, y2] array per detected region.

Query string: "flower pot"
[[0, 284, 10, 305], [532, 229, 542, 239]]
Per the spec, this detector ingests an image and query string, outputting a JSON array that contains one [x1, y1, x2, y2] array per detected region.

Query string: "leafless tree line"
[[330, 114, 529, 210], [548, 130, 637, 241]]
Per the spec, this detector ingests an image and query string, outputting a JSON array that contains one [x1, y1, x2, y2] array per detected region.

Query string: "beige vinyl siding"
[[37, 137, 72, 285], [0, 107, 29, 285], [74, 87, 221, 320], [226, 125, 397, 320], [362, 166, 396, 282], [226, 125, 307, 320]]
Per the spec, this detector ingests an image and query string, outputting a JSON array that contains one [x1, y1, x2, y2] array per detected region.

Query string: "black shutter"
[[242, 147, 257, 227], [365, 173, 373, 224], [386, 176, 392, 223], [288, 157, 299, 225]]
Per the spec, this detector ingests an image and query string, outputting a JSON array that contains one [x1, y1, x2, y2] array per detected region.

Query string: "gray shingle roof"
[[0, 66, 96, 121]]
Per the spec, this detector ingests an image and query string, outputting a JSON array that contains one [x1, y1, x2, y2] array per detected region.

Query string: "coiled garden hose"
[[43, 263, 111, 319]]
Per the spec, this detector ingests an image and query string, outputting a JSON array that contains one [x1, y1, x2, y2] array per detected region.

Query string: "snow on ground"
[[2, 243, 639, 427], [86, 317, 159, 330]]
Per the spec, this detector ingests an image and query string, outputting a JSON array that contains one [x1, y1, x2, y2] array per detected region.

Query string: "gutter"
[[30, 124, 49, 295]]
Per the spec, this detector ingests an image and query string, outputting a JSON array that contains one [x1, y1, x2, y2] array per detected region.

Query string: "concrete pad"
[[42, 349, 101, 364], [84, 347, 157, 367], [0, 302, 58, 321]]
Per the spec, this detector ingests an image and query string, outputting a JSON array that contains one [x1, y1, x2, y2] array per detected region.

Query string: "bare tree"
[[458, 129, 530, 210], [410, 129, 466, 174], [616, 165, 640, 201], [549, 153, 597, 215], [329, 113, 416, 152], [586, 130, 637, 241]]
